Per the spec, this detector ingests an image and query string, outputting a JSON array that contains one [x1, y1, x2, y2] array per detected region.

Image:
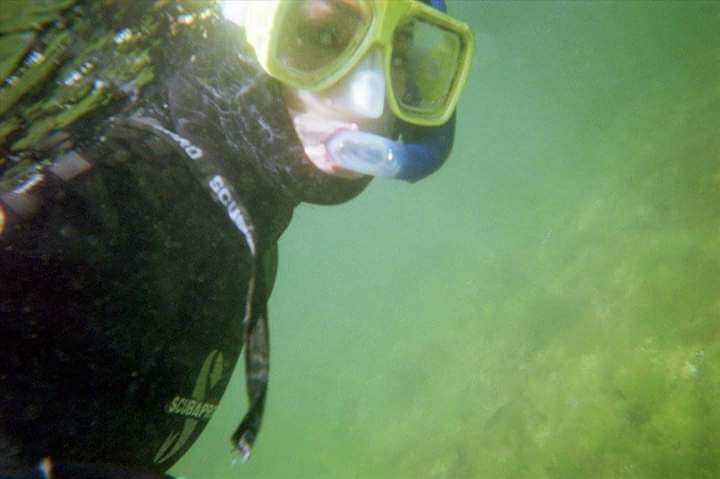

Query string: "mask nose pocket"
[[325, 49, 385, 119]]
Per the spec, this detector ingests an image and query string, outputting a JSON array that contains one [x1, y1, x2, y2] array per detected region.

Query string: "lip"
[[290, 110, 365, 178]]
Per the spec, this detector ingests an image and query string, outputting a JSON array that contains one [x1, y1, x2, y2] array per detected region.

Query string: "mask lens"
[[276, 0, 372, 74], [391, 17, 463, 115]]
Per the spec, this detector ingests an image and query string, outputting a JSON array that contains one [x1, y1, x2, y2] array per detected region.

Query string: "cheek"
[[365, 98, 397, 137], [284, 85, 397, 138], [283, 86, 342, 120]]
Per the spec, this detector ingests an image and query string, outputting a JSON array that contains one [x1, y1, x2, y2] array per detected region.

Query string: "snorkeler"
[[0, 1, 473, 478]]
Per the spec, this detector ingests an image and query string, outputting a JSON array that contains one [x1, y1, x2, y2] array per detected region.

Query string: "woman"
[[0, 1, 473, 477]]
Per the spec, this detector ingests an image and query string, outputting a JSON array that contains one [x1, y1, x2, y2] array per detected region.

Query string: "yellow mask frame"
[[243, 0, 474, 126]]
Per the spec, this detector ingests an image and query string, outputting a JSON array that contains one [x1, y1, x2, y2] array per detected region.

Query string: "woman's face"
[[281, 0, 397, 178], [221, 0, 403, 179], [283, 49, 397, 179]]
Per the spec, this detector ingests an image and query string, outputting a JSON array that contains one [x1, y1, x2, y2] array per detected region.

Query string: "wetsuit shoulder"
[[0, 125, 254, 471]]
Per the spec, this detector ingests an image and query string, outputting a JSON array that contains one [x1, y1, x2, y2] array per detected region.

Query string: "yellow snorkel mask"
[[241, 0, 474, 127], [223, 0, 474, 182]]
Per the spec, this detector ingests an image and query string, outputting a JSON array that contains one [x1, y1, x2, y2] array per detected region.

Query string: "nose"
[[324, 48, 385, 119]]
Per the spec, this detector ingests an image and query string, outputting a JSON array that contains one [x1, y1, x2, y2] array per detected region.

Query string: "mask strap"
[[424, 0, 448, 13]]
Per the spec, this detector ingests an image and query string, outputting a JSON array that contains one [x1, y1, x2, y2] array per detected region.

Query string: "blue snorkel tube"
[[327, 0, 457, 182], [393, 112, 456, 181]]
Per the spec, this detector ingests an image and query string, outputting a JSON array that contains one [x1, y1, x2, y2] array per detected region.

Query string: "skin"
[[277, 0, 398, 178], [221, 0, 404, 179], [283, 67, 397, 179]]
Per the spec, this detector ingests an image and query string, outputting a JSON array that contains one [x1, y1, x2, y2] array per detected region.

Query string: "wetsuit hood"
[[153, 21, 372, 208]]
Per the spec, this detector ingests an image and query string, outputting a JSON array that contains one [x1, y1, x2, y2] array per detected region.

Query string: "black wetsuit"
[[2, 110, 263, 473], [0, 5, 370, 478]]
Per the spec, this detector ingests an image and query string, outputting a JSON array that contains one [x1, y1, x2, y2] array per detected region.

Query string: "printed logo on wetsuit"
[[166, 396, 217, 419], [153, 350, 224, 465], [147, 123, 203, 160], [208, 175, 256, 255]]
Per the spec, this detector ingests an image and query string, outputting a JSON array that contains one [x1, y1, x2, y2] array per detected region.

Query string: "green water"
[[170, 2, 720, 478]]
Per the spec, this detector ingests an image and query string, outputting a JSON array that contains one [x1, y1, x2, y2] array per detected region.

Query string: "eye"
[[316, 25, 341, 48], [302, 1, 363, 51], [277, 0, 371, 73]]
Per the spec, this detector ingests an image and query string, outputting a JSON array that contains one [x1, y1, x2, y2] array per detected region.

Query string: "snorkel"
[[327, 0, 457, 182]]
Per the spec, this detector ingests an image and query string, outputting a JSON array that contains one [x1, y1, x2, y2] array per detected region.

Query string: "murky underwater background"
[[170, 2, 720, 478]]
